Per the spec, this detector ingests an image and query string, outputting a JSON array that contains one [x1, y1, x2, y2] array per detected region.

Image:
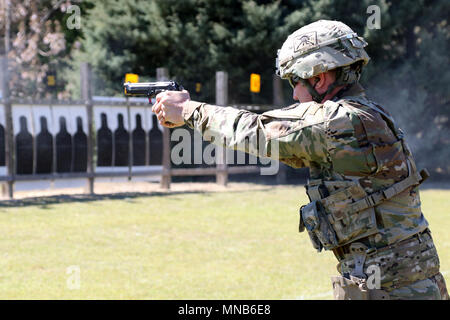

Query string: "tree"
[[0, 0, 90, 99], [64, 0, 312, 103], [10, 0, 448, 174]]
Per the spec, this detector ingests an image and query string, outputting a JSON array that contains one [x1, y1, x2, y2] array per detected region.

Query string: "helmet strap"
[[299, 77, 337, 103], [299, 62, 363, 103]]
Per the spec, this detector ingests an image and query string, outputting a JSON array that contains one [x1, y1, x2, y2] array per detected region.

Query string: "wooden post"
[[50, 102, 57, 175], [215, 71, 228, 186], [273, 74, 287, 185], [1, 56, 14, 198], [273, 74, 284, 106], [80, 62, 95, 194], [156, 68, 169, 82], [126, 97, 132, 181], [145, 103, 150, 166], [157, 67, 171, 190]]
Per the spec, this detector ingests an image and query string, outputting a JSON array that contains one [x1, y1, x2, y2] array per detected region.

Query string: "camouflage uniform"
[[181, 20, 449, 300]]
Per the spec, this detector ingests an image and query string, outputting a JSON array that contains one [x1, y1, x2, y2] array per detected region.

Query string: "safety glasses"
[[288, 75, 301, 89]]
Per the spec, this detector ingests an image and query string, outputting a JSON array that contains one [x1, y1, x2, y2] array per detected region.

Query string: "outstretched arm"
[[152, 91, 328, 168]]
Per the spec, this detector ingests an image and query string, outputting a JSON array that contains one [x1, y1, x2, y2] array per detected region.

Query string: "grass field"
[[0, 184, 448, 299]]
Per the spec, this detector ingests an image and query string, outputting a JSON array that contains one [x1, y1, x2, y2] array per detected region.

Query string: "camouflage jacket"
[[182, 83, 429, 252]]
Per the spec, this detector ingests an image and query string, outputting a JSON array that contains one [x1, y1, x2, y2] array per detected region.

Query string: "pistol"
[[123, 81, 184, 100], [123, 81, 183, 126]]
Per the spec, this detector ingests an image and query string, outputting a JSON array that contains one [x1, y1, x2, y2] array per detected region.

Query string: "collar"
[[332, 83, 366, 101]]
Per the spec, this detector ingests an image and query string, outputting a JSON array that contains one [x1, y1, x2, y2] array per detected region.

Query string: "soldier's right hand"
[[152, 90, 191, 128]]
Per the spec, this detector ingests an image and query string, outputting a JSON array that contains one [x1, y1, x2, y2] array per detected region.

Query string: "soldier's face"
[[292, 71, 338, 103], [292, 81, 313, 103]]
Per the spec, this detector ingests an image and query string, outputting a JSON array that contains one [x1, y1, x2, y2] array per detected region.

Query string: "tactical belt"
[[336, 227, 431, 260], [336, 228, 440, 292]]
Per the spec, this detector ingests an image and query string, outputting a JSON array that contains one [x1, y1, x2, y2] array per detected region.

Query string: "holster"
[[331, 275, 390, 300], [299, 201, 338, 252]]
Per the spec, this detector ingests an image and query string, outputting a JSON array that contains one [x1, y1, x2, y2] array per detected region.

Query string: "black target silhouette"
[[15, 116, 33, 174], [114, 113, 129, 166], [132, 114, 146, 166], [234, 137, 251, 166], [0, 124, 5, 166], [97, 113, 112, 167], [56, 117, 72, 173], [149, 114, 162, 165], [73, 117, 88, 172], [36, 116, 53, 174]]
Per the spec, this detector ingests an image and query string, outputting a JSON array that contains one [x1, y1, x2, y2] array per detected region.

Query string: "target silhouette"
[[0, 124, 4, 166], [36, 116, 53, 174], [97, 113, 113, 167], [56, 116, 72, 173], [16, 116, 33, 174], [132, 114, 146, 166], [113, 113, 129, 166], [149, 114, 162, 165], [73, 117, 88, 172]]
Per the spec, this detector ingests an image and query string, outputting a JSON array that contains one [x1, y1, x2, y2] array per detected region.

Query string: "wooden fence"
[[0, 59, 288, 199]]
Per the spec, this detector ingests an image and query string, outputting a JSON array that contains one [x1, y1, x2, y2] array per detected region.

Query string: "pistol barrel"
[[123, 81, 182, 97]]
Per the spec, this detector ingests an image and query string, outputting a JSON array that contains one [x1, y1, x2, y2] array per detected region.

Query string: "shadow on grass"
[[1, 175, 448, 209], [0, 186, 277, 208], [2, 180, 449, 210]]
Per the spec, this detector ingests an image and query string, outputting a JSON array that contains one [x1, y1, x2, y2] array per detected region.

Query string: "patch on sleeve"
[[265, 121, 293, 140]]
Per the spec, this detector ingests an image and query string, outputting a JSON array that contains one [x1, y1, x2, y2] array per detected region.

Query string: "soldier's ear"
[[314, 73, 332, 92], [310, 75, 323, 90]]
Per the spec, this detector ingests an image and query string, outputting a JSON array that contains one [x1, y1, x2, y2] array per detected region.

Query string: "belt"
[[333, 228, 432, 261], [335, 228, 439, 291]]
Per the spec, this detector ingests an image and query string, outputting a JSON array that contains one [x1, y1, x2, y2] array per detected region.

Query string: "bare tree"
[[0, 0, 77, 99]]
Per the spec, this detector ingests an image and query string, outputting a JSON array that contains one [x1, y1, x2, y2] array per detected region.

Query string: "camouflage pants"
[[332, 272, 449, 300], [388, 272, 449, 300], [333, 231, 449, 300]]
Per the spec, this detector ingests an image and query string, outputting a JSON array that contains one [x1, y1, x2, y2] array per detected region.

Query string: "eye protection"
[[288, 75, 301, 89]]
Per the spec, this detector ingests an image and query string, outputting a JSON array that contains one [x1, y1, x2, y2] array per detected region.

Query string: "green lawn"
[[0, 185, 448, 299]]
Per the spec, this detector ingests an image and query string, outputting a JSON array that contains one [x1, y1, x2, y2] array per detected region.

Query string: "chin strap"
[[298, 62, 364, 103], [299, 77, 339, 103]]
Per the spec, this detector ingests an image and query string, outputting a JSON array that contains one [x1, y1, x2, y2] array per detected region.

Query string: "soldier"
[[152, 20, 449, 300]]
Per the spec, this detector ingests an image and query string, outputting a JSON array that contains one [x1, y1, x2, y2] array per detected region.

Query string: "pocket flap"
[[300, 201, 320, 232]]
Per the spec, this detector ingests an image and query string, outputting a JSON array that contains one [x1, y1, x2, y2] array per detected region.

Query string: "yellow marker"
[[125, 73, 139, 83], [250, 73, 260, 93], [196, 83, 202, 93], [47, 75, 56, 86]]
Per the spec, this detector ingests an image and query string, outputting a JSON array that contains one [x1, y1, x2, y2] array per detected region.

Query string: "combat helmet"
[[276, 20, 370, 102]]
